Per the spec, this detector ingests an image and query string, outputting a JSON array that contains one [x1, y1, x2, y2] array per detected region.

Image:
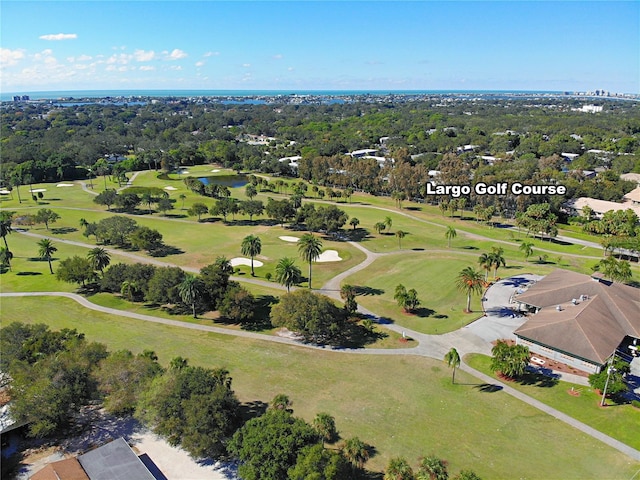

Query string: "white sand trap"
[[0, 190, 10, 195], [211, 169, 221, 173], [316, 250, 342, 262], [279, 236, 300, 243], [164, 186, 178, 191], [230, 257, 264, 268], [56, 183, 74, 187], [29, 188, 46, 193]]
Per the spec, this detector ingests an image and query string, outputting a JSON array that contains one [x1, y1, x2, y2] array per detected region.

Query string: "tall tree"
[[342, 436, 370, 470], [444, 347, 461, 384], [0, 211, 14, 252], [178, 274, 204, 318], [488, 246, 506, 278], [349, 217, 360, 230], [241, 234, 262, 276], [455, 267, 484, 313], [37, 238, 57, 274], [34, 208, 60, 231], [416, 455, 449, 480], [477, 253, 492, 281], [445, 226, 457, 248], [396, 229, 407, 249], [87, 247, 111, 274], [519, 241, 534, 261], [313, 412, 338, 447], [275, 257, 302, 292], [374, 221, 387, 235], [298, 233, 322, 288], [385, 457, 415, 480], [384, 216, 393, 234]]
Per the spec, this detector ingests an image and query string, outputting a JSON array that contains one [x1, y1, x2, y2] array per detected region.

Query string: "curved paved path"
[[4, 175, 640, 462], [2, 289, 638, 461]]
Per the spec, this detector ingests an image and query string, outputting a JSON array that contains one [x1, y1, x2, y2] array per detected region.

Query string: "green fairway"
[[1, 297, 638, 479]]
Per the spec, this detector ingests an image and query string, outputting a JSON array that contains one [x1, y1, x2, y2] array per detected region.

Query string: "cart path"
[[2, 290, 639, 462]]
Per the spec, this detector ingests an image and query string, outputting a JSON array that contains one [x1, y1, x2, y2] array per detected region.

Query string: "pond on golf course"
[[197, 174, 249, 188]]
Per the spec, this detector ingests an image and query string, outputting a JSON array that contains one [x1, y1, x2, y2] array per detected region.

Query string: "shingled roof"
[[514, 269, 640, 365]]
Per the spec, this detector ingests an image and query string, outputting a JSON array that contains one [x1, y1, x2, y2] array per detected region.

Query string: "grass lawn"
[[465, 353, 640, 451], [343, 252, 557, 334], [1, 297, 638, 479]]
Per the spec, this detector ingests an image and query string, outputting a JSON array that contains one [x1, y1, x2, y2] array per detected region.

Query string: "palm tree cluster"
[[394, 284, 420, 313], [477, 246, 506, 281], [490, 340, 530, 379]]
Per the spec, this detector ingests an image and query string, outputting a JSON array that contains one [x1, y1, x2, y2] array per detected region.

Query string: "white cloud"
[[166, 49, 187, 60], [39, 33, 77, 41], [169, 65, 183, 71], [134, 49, 155, 62], [195, 61, 205, 67], [140, 65, 155, 71], [273, 54, 283, 60], [203, 51, 219, 57], [0, 48, 25, 67], [287, 67, 295, 71], [242, 63, 251, 68]]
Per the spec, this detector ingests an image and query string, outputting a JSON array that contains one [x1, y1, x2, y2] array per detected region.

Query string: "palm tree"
[[0, 247, 14, 272], [241, 234, 262, 276], [519, 241, 534, 261], [384, 216, 393, 233], [395, 230, 406, 249], [120, 280, 139, 301], [0, 211, 13, 251], [445, 226, 457, 248], [179, 193, 187, 210], [178, 274, 204, 318], [416, 455, 448, 480], [385, 457, 414, 480], [374, 222, 386, 235], [456, 267, 484, 313], [87, 247, 111, 274], [349, 217, 360, 230], [489, 246, 506, 278], [298, 233, 322, 289], [79, 217, 89, 229], [37, 238, 57, 274], [270, 393, 291, 411], [343, 437, 369, 470], [444, 347, 461, 384], [313, 413, 337, 447], [477, 252, 492, 281], [274, 257, 301, 292]]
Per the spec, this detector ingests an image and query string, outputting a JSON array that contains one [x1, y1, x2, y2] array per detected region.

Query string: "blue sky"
[[1, 1, 638, 93]]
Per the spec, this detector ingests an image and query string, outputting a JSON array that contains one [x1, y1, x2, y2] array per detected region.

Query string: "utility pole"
[[600, 353, 616, 407]]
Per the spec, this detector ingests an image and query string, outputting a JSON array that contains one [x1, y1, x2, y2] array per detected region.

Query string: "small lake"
[[198, 174, 249, 188]]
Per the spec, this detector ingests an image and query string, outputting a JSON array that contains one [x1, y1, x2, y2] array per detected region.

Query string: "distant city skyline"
[[1, 1, 638, 94]]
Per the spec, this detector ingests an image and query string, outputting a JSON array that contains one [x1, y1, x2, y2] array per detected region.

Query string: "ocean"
[[1, 89, 565, 102]]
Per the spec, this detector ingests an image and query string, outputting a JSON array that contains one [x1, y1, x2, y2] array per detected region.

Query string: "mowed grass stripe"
[[1, 297, 638, 479]]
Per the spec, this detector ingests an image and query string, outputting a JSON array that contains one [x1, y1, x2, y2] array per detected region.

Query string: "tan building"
[[513, 269, 640, 374]]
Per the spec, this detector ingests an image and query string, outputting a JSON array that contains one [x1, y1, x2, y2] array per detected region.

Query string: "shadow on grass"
[[162, 213, 188, 219], [461, 245, 479, 250], [238, 400, 269, 423], [148, 245, 185, 257], [16, 271, 43, 276], [51, 227, 78, 234], [412, 247, 425, 251], [474, 383, 504, 393], [413, 306, 436, 318], [354, 285, 384, 296]]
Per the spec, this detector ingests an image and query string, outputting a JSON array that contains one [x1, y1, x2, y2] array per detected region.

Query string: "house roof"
[[514, 269, 640, 364], [30, 458, 90, 480], [562, 197, 640, 216], [77, 438, 155, 480]]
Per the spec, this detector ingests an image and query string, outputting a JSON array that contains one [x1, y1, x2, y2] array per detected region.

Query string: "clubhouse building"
[[513, 269, 640, 374]]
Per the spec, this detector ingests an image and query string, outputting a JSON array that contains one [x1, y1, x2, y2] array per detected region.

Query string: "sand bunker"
[[230, 257, 264, 268], [56, 183, 74, 187], [211, 169, 221, 173], [316, 250, 342, 262], [29, 188, 47, 193], [164, 186, 178, 191], [279, 236, 300, 243], [0, 190, 10, 195]]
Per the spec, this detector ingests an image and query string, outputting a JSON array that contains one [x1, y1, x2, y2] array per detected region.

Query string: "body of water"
[[198, 175, 248, 188], [1, 89, 566, 102]]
